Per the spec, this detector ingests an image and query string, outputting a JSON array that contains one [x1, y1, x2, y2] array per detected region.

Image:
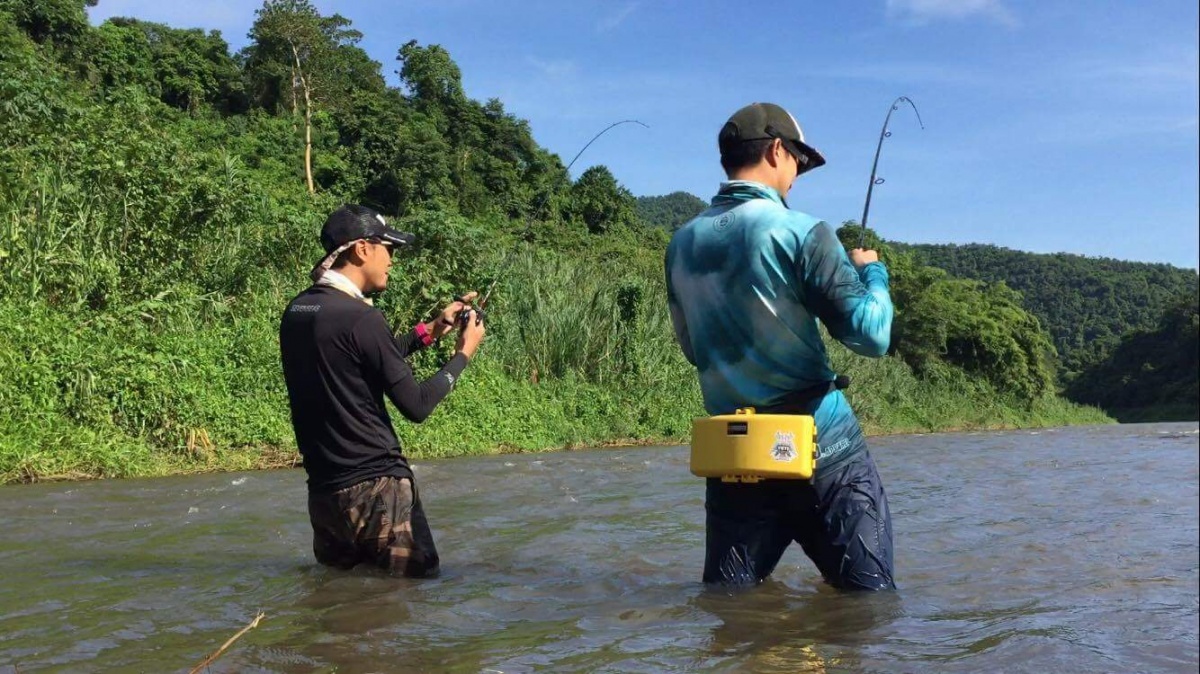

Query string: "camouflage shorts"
[[307, 475, 440, 578]]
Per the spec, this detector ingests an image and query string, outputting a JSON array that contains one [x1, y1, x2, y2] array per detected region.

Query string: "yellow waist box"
[[690, 408, 818, 482]]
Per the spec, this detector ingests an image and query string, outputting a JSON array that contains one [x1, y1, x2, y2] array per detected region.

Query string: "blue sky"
[[88, 1, 1199, 269]]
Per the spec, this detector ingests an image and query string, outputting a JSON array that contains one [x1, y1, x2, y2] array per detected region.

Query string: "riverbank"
[[0, 342, 1112, 485], [0, 292, 1114, 485]]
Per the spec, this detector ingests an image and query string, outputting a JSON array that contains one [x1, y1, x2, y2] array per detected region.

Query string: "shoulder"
[[283, 288, 377, 328], [283, 287, 321, 318], [348, 304, 389, 335], [744, 205, 825, 248]]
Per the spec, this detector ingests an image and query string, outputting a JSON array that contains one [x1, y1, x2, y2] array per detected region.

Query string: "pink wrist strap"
[[414, 322, 434, 346]]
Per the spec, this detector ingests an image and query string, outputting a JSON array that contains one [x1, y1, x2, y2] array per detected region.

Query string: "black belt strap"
[[762, 375, 850, 414]]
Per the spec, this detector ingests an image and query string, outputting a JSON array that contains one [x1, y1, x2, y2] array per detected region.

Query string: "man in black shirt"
[[280, 204, 485, 577]]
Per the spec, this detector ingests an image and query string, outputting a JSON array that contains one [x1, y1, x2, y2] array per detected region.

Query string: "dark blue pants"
[[702, 451, 894, 590]]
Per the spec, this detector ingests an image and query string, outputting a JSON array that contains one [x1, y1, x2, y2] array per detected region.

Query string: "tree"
[[902, 242, 1198, 379], [1066, 294, 1199, 420], [394, 42, 566, 219], [244, 0, 366, 193], [255, 0, 321, 192], [396, 40, 464, 117], [636, 191, 708, 230], [837, 223, 1058, 401], [569, 166, 637, 235], [90, 19, 244, 113], [8, 0, 95, 47]]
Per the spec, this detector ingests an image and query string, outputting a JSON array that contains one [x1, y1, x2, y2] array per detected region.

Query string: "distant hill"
[[1066, 297, 1199, 421], [636, 192, 708, 231], [900, 243, 1199, 378]]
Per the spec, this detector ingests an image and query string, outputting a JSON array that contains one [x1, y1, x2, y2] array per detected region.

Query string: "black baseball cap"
[[320, 204, 415, 252], [718, 102, 826, 177], [310, 204, 415, 281]]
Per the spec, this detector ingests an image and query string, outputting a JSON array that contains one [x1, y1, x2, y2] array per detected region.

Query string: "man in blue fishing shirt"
[[665, 102, 896, 590]]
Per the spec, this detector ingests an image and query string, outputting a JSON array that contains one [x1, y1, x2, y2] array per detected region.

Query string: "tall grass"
[[0, 166, 1110, 485], [0, 19, 1111, 485], [485, 251, 682, 385]]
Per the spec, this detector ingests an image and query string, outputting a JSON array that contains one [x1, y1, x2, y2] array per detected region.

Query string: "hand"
[[455, 310, 486, 360], [432, 291, 478, 339], [850, 248, 879, 268]]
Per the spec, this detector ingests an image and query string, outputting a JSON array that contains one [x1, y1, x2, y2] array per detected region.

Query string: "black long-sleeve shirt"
[[279, 286, 468, 493]]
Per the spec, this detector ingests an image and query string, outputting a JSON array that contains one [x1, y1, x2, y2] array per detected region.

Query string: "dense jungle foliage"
[[0, 0, 1110, 483], [903, 243, 1198, 419]]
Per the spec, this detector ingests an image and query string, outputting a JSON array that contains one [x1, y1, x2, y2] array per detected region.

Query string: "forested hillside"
[[902, 243, 1198, 377], [636, 192, 708, 231], [901, 243, 1198, 420], [1065, 297, 1199, 421], [0, 0, 1108, 483]]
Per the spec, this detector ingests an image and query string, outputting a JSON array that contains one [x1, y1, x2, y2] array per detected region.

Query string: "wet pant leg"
[[308, 475, 441, 578], [702, 479, 794, 586], [795, 452, 895, 591]]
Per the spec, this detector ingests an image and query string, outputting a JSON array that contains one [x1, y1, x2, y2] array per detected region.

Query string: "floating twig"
[[189, 611, 265, 674]]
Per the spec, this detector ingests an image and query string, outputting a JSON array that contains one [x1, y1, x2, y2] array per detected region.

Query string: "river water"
[[0, 423, 1196, 673]]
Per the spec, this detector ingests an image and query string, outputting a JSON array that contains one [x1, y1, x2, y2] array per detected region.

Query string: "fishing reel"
[[453, 296, 487, 329]]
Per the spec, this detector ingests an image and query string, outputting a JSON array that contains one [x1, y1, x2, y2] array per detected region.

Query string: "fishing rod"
[[455, 119, 650, 324], [859, 96, 924, 249]]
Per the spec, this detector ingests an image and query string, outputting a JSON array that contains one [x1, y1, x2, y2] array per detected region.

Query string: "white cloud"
[[1069, 49, 1200, 92], [1174, 116, 1200, 131], [527, 56, 578, 78], [597, 2, 639, 33], [815, 61, 980, 86], [886, 0, 1017, 27]]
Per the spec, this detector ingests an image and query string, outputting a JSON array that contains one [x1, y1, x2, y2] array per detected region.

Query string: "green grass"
[[0, 168, 1111, 485], [0, 263, 1111, 485]]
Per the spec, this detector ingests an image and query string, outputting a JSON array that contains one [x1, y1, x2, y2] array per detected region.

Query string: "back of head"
[[718, 102, 826, 176], [321, 204, 386, 254]]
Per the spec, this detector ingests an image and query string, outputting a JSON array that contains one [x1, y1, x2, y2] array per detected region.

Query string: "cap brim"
[[787, 138, 826, 177], [376, 227, 416, 247]]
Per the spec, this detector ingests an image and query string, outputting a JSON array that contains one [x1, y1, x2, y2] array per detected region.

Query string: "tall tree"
[[7, 0, 96, 46], [244, 0, 365, 193], [396, 40, 464, 119]]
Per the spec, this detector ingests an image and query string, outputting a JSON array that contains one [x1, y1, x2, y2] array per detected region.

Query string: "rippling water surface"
[[1, 423, 1196, 673]]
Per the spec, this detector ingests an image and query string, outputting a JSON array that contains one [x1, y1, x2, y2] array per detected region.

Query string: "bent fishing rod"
[[859, 96, 924, 249], [455, 119, 650, 323]]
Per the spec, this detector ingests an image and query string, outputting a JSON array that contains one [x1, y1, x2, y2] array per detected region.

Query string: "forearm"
[[840, 262, 893, 357], [386, 353, 470, 423], [800, 224, 893, 357]]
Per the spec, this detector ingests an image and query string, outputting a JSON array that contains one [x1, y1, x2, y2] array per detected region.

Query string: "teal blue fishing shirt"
[[665, 181, 894, 468]]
